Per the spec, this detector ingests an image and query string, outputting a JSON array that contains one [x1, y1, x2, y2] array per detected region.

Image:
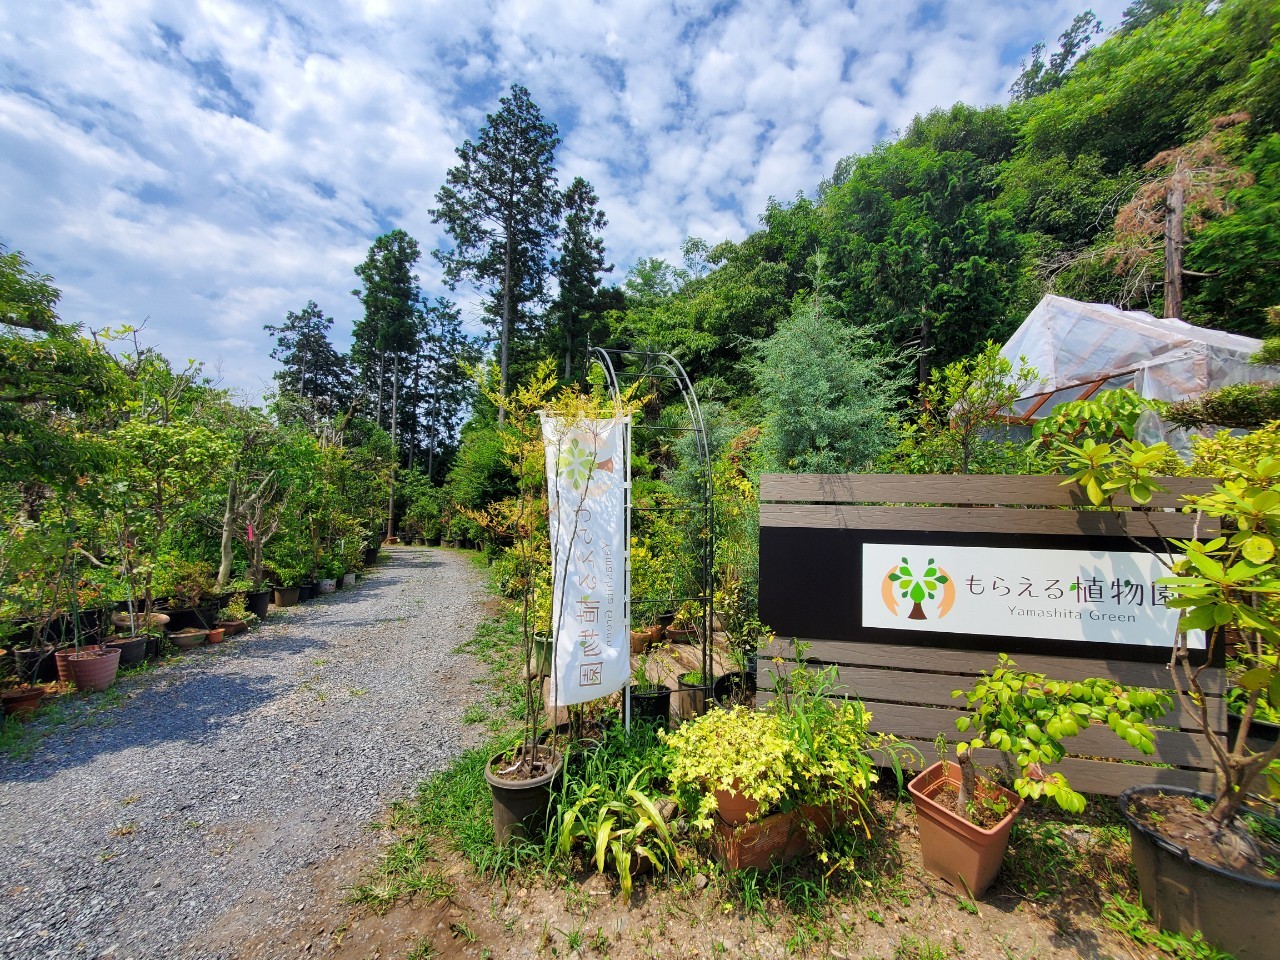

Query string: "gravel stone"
[[0, 548, 487, 960]]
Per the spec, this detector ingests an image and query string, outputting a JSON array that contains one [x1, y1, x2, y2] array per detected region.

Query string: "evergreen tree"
[[264, 300, 350, 414], [548, 176, 611, 379], [431, 83, 561, 420], [753, 273, 905, 474], [351, 230, 421, 437], [411, 297, 480, 481]]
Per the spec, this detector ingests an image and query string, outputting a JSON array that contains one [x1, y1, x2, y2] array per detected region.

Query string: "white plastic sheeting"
[[1000, 295, 1279, 420]]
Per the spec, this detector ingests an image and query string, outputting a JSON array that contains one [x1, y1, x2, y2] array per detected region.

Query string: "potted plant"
[[626, 647, 672, 728], [664, 655, 887, 870], [675, 669, 709, 721], [1057, 434, 1280, 957], [215, 594, 252, 637], [908, 654, 1170, 898]]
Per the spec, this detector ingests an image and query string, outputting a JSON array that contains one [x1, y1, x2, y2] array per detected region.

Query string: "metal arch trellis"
[[589, 347, 716, 700]]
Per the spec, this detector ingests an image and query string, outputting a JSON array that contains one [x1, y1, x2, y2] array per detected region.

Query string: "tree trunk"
[[387, 353, 399, 542], [1164, 161, 1187, 320], [909, 600, 927, 620], [217, 474, 238, 585], [956, 751, 977, 818], [376, 352, 386, 428], [499, 234, 513, 426]]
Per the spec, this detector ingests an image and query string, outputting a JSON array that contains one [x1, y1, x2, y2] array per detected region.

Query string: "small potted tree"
[[1057, 434, 1280, 958], [908, 655, 1170, 898]]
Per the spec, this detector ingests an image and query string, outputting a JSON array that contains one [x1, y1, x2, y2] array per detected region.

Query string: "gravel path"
[[0, 547, 489, 960]]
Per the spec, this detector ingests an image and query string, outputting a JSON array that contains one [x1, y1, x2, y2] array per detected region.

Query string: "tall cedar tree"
[[351, 230, 421, 440], [265, 300, 350, 415], [431, 84, 561, 420], [549, 177, 612, 380]]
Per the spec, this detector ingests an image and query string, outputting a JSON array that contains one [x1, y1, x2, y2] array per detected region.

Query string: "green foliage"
[[1103, 894, 1237, 960], [432, 83, 561, 400], [553, 725, 681, 902], [1053, 429, 1280, 827], [884, 342, 1042, 475], [753, 283, 904, 474], [663, 655, 884, 831], [1032, 388, 1159, 446], [954, 655, 1172, 814], [1166, 381, 1280, 430]]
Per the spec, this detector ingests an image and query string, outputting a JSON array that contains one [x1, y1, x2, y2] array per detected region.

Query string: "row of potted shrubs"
[[0, 549, 380, 717]]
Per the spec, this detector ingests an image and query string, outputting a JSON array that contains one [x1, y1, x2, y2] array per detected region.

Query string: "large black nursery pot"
[[363, 545, 380, 567], [484, 745, 562, 846], [624, 684, 671, 729], [712, 670, 757, 707], [298, 581, 317, 602], [245, 589, 271, 620], [1119, 784, 1280, 960]]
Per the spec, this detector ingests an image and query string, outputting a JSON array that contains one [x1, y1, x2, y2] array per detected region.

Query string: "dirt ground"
[[211, 791, 1154, 960]]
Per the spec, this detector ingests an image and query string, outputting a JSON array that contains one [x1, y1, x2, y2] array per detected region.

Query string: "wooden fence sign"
[[758, 474, 1225, 796]]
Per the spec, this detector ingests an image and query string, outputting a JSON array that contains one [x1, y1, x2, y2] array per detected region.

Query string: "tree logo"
[[882, 556, 955, 621]]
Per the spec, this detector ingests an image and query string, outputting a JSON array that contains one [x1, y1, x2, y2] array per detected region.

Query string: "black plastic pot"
[[1227, 708, 1280, 756], [426, 536, 441, 547], [13, 644, 57, 684], [106, 635, 148, 668], [712, 670, 758, 706], [1119, 784, 1280, 959], [298, 582, 317, 602], [363, 545, 380, 567], [484, 746, 562, 845], [624, 684, 671, 729], [245, 589, 271, 620], [162, 607, 205, 632], [144, 633, 162, 661]]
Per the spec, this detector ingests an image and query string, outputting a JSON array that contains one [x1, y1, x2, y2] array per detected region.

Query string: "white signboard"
[[861, 543, 1203, 649], [542, 415, 630, 706]]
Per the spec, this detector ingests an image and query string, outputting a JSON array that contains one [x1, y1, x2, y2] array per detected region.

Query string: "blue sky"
[[1, 0, 1128, 400]]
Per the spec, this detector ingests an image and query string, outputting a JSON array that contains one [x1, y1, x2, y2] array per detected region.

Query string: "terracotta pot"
[[1120, 785, 1280, 960], [713, 781, 761, 826], [216, 619, 247, 637], [907, 761, 1024, 898], [665, 625, 698, 644], [1, 686, 46, 717], [205, 627, 225, 644], [170, 629, 208, 650], [111, 611, 170, 633], [713, 803, 835, 871], [629, 625, 661, 656], [56, 647, 104, 686], [68, 646, 121, 693]]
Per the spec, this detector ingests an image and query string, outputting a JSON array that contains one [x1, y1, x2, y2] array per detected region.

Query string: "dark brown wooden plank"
[[863, 742, 1217, 796], [761, 474, 1212, 510], [759, 503, 1202, 537], [759, 638, 1225, 698], [764, 660, 1225, 731], [757, 690, 1220, 768]]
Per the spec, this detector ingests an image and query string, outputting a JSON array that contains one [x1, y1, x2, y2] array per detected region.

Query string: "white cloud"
[[0, 0, 1132, 398]]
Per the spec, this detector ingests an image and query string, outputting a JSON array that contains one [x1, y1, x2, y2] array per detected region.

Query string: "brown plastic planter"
[[908, 761, 1023, 898], [273, 586, 300, 607]]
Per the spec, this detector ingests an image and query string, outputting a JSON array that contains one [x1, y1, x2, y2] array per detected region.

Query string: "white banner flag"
[[542, 414, 630, 706]]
